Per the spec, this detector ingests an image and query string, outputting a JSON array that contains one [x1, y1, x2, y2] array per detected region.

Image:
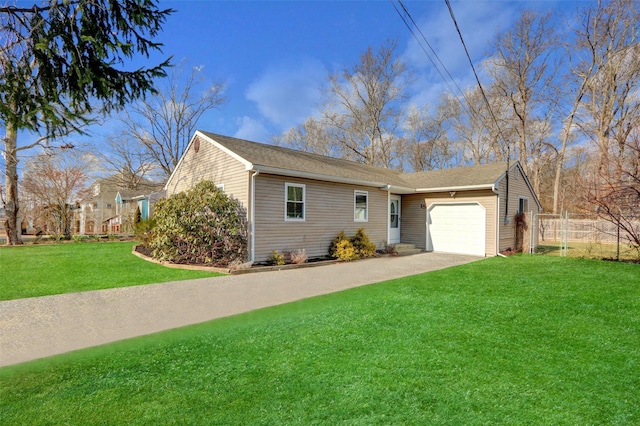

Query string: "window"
[[106, 203, 112, 209], [354, 191, 368, 221], [285, 183, 305, 221], [215, 183, 225, 191], [518, 197, 529, 214]]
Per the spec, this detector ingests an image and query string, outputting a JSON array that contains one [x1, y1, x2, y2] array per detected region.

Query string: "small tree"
[[134, 206, 142, 228], [150, 181, 247, 266]]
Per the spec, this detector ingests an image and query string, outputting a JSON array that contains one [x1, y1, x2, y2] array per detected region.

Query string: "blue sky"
[[8, 0, 587, 154], [113, 0, 583, 144]]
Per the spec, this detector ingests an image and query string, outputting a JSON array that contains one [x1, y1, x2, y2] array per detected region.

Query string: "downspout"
[[504, 160, 510, 225], [496, 192, 501, 256], [250, 170, 260, 263]]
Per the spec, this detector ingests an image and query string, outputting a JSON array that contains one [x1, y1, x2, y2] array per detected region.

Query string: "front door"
[[389, 195, 401, 244]]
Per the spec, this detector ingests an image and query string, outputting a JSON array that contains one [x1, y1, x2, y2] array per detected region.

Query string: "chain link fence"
[[535, 213, 640, 261]]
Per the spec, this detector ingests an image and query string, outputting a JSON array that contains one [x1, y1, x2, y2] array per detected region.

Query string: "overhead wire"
[[390, 0, 493, 142], [444, 0, 512, 221], [443, 0, 510, 157]]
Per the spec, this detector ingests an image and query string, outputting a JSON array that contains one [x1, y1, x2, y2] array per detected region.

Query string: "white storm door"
[[389, 195, 401, 244]]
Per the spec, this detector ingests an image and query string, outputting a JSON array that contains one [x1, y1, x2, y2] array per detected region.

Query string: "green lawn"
[[0, 242, 222, 301], [1, 256, 638, 425]]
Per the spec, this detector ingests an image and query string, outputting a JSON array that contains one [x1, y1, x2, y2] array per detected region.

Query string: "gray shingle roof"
[[201, 131, 410, 187], [199, 131, 510, 191], [402, 162, 510, 190]]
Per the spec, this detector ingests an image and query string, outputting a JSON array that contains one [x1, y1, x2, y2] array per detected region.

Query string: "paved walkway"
[[0, 253, 480, 367]]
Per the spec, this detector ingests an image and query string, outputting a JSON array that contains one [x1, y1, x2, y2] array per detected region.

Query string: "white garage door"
[[428, 203, 486, 256]]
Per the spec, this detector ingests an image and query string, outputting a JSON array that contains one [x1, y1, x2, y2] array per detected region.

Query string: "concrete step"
[[393, 243, 416, 251], [392, 243, 423, 256], [396, 248, 423, 256]]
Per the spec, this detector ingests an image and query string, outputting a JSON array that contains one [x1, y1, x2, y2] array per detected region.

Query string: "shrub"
[[149, 181, 248, 266], [267, 250, 285, 266], [288, 249, 308, 264], [134, 206, 142, 227], [329, 230, 349, 258], [329, 228, 376, 261], [351, 227, 376, 258], [134, 218, 156, 246], [333, 239, 358, 261]]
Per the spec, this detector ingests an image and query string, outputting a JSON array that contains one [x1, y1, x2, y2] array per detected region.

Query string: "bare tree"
[[273, 117, 342, 158], [489, 9, 559, 194], [574, 0, 640, 176], [582, 129, 640, 258], [401, 103, 453, 171], [551, 0, 640, 214], [444, 86, 507, 166], [100, 133, 161, 190], [322, 40, 412, 168], [21, 150, 93, 239], [120, 61, 226, 178]]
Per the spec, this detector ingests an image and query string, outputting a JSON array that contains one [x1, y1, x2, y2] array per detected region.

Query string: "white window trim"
[[354, 190, 368, 222], [518, 196, 529, 214], [216, 183, 225, 191], [284, 182, 305, 222]]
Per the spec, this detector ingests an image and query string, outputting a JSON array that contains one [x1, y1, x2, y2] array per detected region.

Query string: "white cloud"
[[234, 116, 269, 142], [245, 58, 327, 130]]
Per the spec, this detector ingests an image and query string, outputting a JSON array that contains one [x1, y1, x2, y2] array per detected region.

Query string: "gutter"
[[415, 183, 494, 193]]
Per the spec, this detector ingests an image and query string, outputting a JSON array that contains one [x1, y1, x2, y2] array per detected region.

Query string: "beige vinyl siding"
[[497, 166, 539, 252], [253, 174, 388, 262], [167, 138, 249, 207], [420, 190, 498, 256], [400, 194, 428, 250]]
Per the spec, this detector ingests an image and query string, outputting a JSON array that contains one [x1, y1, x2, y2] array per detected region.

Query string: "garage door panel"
[[428, 203, 485, 256]]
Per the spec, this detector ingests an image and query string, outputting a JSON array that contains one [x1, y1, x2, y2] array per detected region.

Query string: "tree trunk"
[[3, 122, 23, 245]]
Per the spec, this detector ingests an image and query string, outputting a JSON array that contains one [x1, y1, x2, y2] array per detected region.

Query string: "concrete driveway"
[[0, 252, 480, 367]]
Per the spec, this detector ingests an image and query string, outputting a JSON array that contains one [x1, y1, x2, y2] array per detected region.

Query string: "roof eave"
[[415, 183, 495, 193]]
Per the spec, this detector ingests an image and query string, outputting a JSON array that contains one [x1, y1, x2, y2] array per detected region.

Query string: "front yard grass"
[[0, 242, 222, 301], [1, 256, 638, 424]]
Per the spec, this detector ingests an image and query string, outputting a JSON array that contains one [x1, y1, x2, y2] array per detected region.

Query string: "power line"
[[444, 0, 510, 157], [395, 0, 468, 104], [390, 0, 484, 133]]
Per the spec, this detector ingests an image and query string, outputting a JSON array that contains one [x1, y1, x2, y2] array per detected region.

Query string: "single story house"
[[165, 131, 542, 263]]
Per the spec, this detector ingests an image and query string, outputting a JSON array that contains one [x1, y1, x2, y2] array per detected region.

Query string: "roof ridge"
[[200, 131, 404, 175]]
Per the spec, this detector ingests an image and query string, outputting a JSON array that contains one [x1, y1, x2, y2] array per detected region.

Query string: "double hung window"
[[354, 191, 368, 221], [285, 183, 305, 221]]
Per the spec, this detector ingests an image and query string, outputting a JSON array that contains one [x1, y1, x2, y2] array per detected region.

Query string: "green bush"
[[267, 250, 285, 266], [134, 218, 156, 245], [149, 181, 248, 266], [330, 228, 376, 261], [134, 206, 142, 228], [333, 238, 358, 261], [352, 227, 376, 258]]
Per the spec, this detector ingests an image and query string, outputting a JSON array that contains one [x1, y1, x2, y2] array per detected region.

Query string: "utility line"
[[390, 0, 483, 132], [444, 0, 510, 158]]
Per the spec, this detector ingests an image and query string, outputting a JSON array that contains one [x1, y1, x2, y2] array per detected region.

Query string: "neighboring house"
[[166, 131, 542, 263], [77, 174, 165, 234], [111, 188, 166, 233]]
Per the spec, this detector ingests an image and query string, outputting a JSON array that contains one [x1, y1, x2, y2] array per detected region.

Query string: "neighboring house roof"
[[168, 131, 542, 209], [86, 174, 165, 203]]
